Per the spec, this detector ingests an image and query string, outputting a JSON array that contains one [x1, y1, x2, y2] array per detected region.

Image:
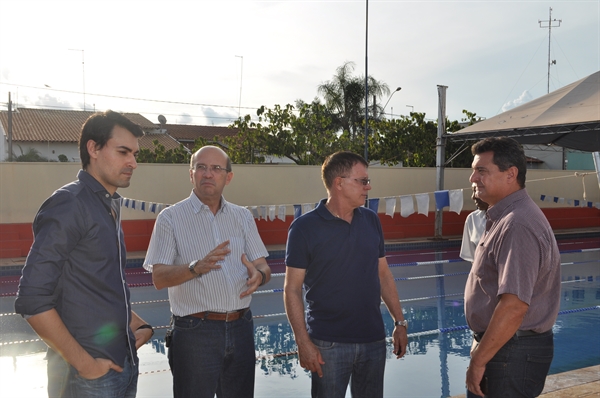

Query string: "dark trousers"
[[47, 349, 138, 398], [467, 331, 554, 398], [168, 310, 256, 398]]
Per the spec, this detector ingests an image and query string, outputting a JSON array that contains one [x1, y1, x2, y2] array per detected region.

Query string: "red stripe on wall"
[[1, 207, 598, 258]]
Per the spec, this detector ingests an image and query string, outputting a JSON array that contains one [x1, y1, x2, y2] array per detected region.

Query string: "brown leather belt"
[[189, 308, 249, 322]]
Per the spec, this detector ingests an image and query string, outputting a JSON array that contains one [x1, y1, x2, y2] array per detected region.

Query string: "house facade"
[[0, 108, 208, 162], [0, 108, 251, 162]]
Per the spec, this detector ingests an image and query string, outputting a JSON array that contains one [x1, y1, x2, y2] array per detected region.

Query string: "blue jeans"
[[169, 310, 255, 398], [47, 348, 138, 398], [310, 337, 386, 398], [467, 331, 554, 398]]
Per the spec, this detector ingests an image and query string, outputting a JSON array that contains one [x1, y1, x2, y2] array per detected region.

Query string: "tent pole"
[[593, 152, 600, 191], [435, 85, 447, 239]]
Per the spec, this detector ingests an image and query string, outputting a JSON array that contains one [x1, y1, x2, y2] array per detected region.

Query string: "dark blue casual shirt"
[[285, 198, 386, 343], [14, 170, 135, 367]]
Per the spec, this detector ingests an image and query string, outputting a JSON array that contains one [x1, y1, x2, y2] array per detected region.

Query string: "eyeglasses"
[[193, 164, 231, 174], [341, 177, 371, 186]]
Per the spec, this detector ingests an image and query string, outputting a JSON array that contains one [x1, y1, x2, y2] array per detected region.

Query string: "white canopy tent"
[[447, 71, 600, 151], [433, 71, 600, 238]]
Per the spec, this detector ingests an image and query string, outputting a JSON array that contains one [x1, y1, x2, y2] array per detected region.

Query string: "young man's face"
[[87, 125, 140, 194]]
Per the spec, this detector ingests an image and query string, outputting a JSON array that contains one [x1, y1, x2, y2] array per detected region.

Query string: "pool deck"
[[449, 365, 600, 397], [2, 228, 598, 396]]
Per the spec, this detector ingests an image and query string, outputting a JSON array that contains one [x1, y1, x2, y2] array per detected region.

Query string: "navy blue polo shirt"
[[285, 199, 386, 343]]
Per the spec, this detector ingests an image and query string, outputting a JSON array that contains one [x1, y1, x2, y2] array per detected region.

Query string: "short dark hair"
[[79, 110, 144, 169], [321, 151, 368, 189], [471, 137, 526, 188]]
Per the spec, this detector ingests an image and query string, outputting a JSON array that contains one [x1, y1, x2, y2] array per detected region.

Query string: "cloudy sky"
[[1, 0, 598, 126]]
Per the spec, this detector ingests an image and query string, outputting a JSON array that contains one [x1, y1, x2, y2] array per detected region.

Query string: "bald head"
[[190, 146, 232, 171]]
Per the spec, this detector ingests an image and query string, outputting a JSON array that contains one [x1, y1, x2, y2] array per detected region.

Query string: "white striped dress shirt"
[[143, 192, 269, 316]]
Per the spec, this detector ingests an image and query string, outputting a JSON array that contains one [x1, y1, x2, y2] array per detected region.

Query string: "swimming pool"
[[1, 235, 598, 397]]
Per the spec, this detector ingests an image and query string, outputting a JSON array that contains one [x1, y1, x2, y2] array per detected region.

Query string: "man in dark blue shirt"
[[284, 151, 408, 398], [15, 110, 153, 398]]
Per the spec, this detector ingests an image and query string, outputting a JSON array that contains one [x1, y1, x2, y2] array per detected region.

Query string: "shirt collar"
[[189, 191, 229, 214], [78, 169, 121, 200], [315, 198, 363, 220], [486, 188, 528, 222]]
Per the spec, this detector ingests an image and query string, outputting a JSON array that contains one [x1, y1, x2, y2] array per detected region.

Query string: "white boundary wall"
[[1, 162, 598, 224]]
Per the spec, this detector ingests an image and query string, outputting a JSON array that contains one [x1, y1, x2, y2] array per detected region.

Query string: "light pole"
[[235, 55, 243, 117], [364, 0, 369, 162], [69, 49, 85, 111], [381, 87, 401, 119]]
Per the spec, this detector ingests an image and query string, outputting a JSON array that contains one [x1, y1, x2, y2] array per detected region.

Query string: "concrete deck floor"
[[4, 229, 598, 396], [450, 365, 599, 397]]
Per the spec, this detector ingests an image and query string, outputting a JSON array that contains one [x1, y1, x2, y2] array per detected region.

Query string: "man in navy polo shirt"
[[284, 151, 408, 398]]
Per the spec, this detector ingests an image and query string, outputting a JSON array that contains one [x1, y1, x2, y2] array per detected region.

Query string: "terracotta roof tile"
[[140, 133, 187, 152], [0, 108, 157, 143], [164, 124, 239, 142]]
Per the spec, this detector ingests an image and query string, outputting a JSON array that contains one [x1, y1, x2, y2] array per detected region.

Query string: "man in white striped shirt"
[[143, 146, 271, 398]]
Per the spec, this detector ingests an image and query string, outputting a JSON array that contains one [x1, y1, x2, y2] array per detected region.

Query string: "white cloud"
[[501, 91, 533, 112], [1, 1, 597, 123], [177, 113, 193, 125], [200, 108, 238, 127]]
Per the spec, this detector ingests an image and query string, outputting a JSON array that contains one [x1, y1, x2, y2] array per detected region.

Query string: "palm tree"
[[12, 145, 49, 162], [317, 61, 390, 140]]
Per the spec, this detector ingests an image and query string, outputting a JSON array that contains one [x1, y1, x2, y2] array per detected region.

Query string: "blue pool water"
[[0, 236, 598, 398]]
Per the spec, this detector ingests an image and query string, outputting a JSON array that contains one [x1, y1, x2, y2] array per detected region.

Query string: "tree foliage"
[[137, 140, 194, 164], [12, 145, 49, 162], [227, 104, 476, 167], [318, 61, 390, 141], [224, 62, 478, 167], [370, 111, 472, 168], [225, 101, 352, 165]]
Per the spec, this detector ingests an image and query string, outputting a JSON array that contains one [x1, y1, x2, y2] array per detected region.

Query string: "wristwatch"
[[189, 260, 201, 276], [394, 320, 408, 329]]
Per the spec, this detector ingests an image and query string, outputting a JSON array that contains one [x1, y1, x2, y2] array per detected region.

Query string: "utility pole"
[[539, 7, 561, 94], [434, 85, 447, 239], [364, 0, 369, 162], [7, 93, 13, 162], [539, 8, 564, 169], [69, 49, 86, 111], [235, 55, 243, 117]]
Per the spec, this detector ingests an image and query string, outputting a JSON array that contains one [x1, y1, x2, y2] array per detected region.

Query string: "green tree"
[[137, 140, 192, 164], [318, 61, 390, 141], [370, 110, 474, 168], [58, 154, 69, 162], [12, 146, 49, 162], [226, 101, 344, 165]]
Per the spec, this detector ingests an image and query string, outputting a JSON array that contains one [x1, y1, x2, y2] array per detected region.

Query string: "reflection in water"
[[436, 254, 450, 398], [254, 323, 301, 378], [1, 246, 597, 398]]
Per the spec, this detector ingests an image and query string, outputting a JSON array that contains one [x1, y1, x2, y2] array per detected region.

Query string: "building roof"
[[140, 132, 186, 152], [0, 107, 186, 152], [164, 124, 239, 142], [0, 108, 158, 143]]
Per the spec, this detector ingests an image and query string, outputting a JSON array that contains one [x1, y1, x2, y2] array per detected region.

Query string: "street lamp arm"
[[382, 87, 401, 117]]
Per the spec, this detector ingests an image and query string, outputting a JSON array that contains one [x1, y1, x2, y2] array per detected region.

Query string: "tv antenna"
[[539, 7, 561, 94]]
